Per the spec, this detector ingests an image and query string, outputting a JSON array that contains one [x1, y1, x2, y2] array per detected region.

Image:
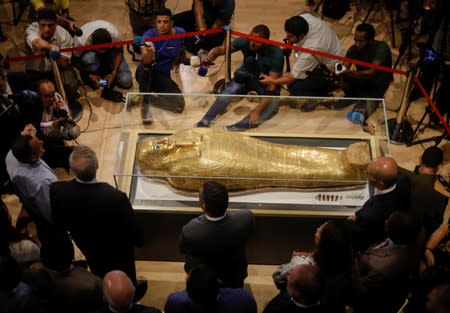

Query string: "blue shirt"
[[142, 27, 185, 74], [5, 150, 56, 223], [165, 288, 257, 313]]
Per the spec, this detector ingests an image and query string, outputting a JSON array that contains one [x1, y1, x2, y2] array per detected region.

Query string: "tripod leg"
[[363, 0, 377, 24], [390, 4, 396, 48]]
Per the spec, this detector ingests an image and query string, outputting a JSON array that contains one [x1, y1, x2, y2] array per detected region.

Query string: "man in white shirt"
[[259, 13, 343, 112], [74, 20, 132, 90], [24, 7, 79, 102]]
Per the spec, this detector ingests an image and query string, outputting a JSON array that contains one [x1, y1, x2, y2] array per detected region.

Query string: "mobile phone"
[[437, 174, 450, 188], [99, 79, 108, 87]]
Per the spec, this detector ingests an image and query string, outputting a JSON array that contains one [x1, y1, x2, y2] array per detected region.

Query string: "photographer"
[[336, 23, 393, 125], [134, 8, 185, 124], [74, 20, 132, 93], [39, 79, 78, 141]]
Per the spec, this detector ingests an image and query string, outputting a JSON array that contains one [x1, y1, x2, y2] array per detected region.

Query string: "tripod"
[[406, 75, 444, 146], [407, 128, 450, 147], [406, 11, 449, 145], [361, 0, 397, 48], [393, 0, 426, 69]]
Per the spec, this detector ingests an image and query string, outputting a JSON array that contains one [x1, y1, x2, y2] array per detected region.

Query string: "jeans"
[[201, 66, 279, 129], [81, 51, 132, 89]]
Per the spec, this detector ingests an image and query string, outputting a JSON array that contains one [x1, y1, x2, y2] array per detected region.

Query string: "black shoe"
[[333, 99, 354, 110], [300, 102, 319, 112], [134, 279, 148, 302], [226, 125, 247, 132], [196, 119, 211, 127], [101, 88, 125, 103]]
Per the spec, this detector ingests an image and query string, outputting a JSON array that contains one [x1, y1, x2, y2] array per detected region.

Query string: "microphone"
[[198, 61, 209, 76], [49, 49, 61, 60]]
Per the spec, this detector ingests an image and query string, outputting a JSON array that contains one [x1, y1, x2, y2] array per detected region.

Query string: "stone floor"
[[1, 0, 450, 311]]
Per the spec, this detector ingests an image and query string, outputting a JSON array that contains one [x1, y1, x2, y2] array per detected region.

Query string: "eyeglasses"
[[41, 92, 55, 99]]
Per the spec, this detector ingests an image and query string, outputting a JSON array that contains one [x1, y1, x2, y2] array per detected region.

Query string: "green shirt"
[[345, 40, 393, 85], [232, 37, 284, 74]]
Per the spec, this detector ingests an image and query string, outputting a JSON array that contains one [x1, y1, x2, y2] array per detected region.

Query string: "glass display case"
[[114, 92, 391, 217]]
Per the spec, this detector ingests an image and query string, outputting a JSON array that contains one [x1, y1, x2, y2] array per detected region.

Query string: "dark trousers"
[[135, 63, 185, 112], [288, 69, 337, 97], [173, 10, 225, 54], [341, 76, 391, 119]]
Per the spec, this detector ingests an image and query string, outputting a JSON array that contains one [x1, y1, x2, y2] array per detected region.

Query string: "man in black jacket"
[[179, 181, 255, 288], [345, 156, 410, 252], [50, 145, 144, 290]]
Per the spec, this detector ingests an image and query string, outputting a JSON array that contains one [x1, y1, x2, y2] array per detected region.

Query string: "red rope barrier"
[[4, 25, 448, 136]]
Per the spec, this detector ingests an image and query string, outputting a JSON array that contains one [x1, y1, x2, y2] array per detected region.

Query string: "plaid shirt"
[[126, 0, 166, 15]]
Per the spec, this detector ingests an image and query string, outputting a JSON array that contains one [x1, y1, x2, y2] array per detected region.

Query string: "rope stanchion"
[[224, 25, 232, 84], [51, 58, 67, 102]]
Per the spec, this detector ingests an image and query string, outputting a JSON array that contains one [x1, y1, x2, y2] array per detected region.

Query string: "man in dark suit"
[[165, 264, 257, 313], [89, 270, 161, 313], [179, 181, 255, 288], [398, 146, 448, 238], [263, 264, 324, 313], [345, 156, 410, 252], [351, 211, 421, 313], [50, 145, 145, 298]]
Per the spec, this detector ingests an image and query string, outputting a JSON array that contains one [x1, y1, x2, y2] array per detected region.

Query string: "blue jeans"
[[81, 51, 132, 89], [201, 67, 279, 129]]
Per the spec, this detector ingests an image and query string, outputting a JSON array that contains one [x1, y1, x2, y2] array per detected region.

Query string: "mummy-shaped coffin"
[[136, 128, 371, 192]]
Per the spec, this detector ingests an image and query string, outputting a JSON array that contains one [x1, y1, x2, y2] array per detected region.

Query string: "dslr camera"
[[54, 108, 68, 119]]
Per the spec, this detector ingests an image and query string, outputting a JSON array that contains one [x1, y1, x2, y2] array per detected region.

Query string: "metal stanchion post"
[[387, 70, 414, 144], [224, 25, 232, 84], [212, 25, 232, 94]]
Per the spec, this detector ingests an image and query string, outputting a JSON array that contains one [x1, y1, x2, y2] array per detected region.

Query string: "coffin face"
[[136, 128, 370, 191]]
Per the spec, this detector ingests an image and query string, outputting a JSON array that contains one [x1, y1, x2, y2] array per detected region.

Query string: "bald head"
[[287, 264, 323, 305], [366, 156, 398, 189], [103, 271, 135, 312]]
